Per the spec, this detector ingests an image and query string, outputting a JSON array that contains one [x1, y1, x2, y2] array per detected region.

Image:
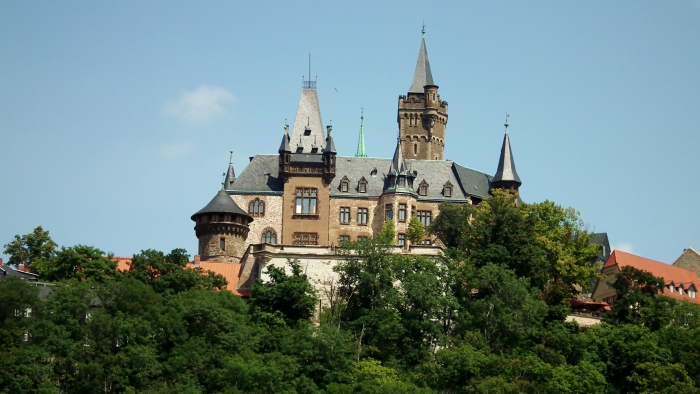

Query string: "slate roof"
[[291, 89, 325, 154], [192, 189, 250, 219], [231, 154, 493, 200], [493, 133, 521, 185], [409, 38, 434, 94]]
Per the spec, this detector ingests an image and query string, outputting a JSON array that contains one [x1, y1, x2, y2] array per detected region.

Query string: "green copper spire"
[[355, 109, 367, 158]]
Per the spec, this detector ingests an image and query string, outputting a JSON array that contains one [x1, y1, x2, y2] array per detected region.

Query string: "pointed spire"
[[292, 71, 324, 153], [355, 109, 367, 158], [324, 124, 336, 154], [389, 133, 407, 174], [408, 27, 434, 94], [223, 150, 236, 190], [492, 115, 521, 185], [278, 124, 291, 153]]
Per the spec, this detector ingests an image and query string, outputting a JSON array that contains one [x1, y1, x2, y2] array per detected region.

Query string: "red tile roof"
[[113, 257, 246, 296], [605, 250, 700, 304]]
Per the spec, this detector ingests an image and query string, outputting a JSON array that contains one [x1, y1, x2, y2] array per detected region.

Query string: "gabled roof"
[[409, 38, 434, 94], [605, 250, 700, 304], [388, 137, 407, 174], [492, 133, 521, 185], [192, 189, 250, 219]]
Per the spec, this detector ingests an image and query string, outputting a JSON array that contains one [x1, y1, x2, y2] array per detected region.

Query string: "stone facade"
[[398, 85, 448, 161], [192, 214, 250, 262], [231, 194, 283, 250]]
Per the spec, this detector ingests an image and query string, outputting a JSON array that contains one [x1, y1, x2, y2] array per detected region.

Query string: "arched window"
[[261, 228, 277, 244], [248, 198, 265, 217]]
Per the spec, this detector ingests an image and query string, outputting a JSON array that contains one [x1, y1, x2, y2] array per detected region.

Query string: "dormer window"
[[443, 182, 453, 197], [418, 180, 429, 196], [304, 127, 311, 136], [669, 284, 674, 293], [296, 147, 303, 153], [370, 168, 378, 177], [340, 176, 350, 192], [311, 147, 318, 153], [679, 286, 684, 295], [398, 177, 406, 187], [689, 286, 696, 298], [358, 177, 367, 193]]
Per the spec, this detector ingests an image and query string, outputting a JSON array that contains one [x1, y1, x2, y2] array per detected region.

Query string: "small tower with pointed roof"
[[490, 115, 522, 195], [191, 187, 253, 262], [355, 109, 367, 158], [224, 150, 236, 190], [397, 26, 449, 161]]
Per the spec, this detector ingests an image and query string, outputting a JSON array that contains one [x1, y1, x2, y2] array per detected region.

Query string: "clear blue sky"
[[1, 1, 699, 264]]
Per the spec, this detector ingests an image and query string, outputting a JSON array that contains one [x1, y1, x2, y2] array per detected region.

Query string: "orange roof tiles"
[[112, 256, 246, 296], [605, 250, 700, 305]]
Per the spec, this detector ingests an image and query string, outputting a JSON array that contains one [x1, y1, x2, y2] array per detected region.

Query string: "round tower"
[[191, 189, 253, 262]]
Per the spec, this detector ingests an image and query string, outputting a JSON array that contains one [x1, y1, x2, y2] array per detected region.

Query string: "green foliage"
[[125, 248, 227, 295], [249, 259, 318, 327], [627, 362, 699, 394], [36, 245, 117, 282], [350, 358, 400, 385], [377, 221, 396, 245], [3, 226, 57, 272], [406, 217, 425, 245]]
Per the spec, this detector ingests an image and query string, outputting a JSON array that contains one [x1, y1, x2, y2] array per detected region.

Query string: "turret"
[[191, 188, 252, 262], [223, 150, 236, 190], [490, 116, 522, 195]]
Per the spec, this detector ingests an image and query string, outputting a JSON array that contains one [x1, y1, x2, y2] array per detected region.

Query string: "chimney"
[[0, 258, 3, 266]]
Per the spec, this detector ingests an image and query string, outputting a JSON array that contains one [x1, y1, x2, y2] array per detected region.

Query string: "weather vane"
[[504, 113, 510, 134]]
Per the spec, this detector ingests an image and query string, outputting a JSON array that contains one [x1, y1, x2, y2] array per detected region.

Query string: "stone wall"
[[231, 194, 283, 249], [672, 248, 700, 278]]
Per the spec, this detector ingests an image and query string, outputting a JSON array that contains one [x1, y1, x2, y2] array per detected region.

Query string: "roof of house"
[[605, 250, 700, 304], [290, 88, 325, 154], [230, 154, 493, 199], [492, 132, 521, 185], [115, 257, 245, 296]]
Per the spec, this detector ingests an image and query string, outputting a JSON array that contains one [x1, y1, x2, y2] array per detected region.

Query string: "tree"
[[603, 266, 673, 330], [126, 248, 227, 295], [248, 259, 318, 327], [406, 217, 425, 245], [377, 221, 396, 245], [36, 245, 117, 282], [3, 226, 57, 272], [627, 362, 699, 394]]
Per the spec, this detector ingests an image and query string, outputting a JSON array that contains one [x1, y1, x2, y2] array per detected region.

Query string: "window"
[[398, 177, 406, 187], [370, 168, 377, 177], [417, 211, 432, 227], [220, 238, 226, 251], [689, 288, 697, 298], [418, 180, 429, 196], [679, 287, 684, 295], [411, 205, 416, 218], [261, 229, 277, 244], [295, 188, 318, 214], [218, 214, 225, 221], [669, 284, 674, 293], [296, 147, 303, 153], [398, 204, 407, 222], [357, 236, 368, 242], [385, 204, 393, 220], [398, 233, 406, 247], [358, 177, 367, 193], [249, 199, 265, 217], [340, 177, 349, 192], [339, 235, 350, 243], [357, 208, 368, 225], [443, 182, 453, 197], [293, 232, 318, 245], [340, 207, 351, 224], [414, 143, 417, 155]]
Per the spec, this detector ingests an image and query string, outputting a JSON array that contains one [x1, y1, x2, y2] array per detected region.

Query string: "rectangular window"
[[295, 188, 318, 214], [357, 208, 368, 225], [293, 232, 318, 246], [417, 211, 432, 227], [398, 233, 405, 247], [411, 205, 416, 218], [357, 236, 368, 242], [219, 238, 225, 251], [341, 182, 349, 192], [444, 186, 452, 197], [398, 204, 407, 222], [398, 177, 406, 187], [359, 182, 366, 193], [385, 204, 393, 220], [340, 207, 350, 224], [339, 235, 350, 243]]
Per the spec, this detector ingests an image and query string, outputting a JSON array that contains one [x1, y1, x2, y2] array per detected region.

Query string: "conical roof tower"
[[223, 151, 236, 190], [491, 116, 522, 194], [408, 28, 434, 94]]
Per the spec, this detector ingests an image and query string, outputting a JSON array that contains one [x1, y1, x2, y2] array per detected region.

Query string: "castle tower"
[[397, 28, 448, 161], [490, 117, 522, 195], [223, 150, 236, 190], [191, 188, 252, 262]]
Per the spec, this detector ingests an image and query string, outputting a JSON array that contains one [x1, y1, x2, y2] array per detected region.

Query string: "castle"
[[190, 31, 522, 296]]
